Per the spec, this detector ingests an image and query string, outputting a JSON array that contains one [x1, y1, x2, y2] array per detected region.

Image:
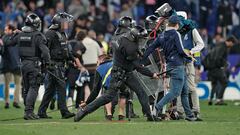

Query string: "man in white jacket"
[[176, 11, 204, 120]]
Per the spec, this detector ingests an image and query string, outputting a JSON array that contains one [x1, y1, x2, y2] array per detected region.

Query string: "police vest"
[[50, 31, 69, 60], [182, 30, 201, 65], [18, 31, 41, 59]]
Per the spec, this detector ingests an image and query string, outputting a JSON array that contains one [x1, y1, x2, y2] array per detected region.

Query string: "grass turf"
[[0, 101, 240, 135]]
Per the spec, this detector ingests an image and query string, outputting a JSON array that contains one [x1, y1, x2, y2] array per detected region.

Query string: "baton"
[[46, 70, 66, 84], [157, 68, 173, 76]]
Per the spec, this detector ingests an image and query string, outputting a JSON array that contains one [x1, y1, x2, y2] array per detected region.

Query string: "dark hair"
[[168, 22, 178, 27], [226, 35, 238, 44], [98, 54, 112, 61], [7, 24, 16, 31], [76, 30, 87, 41]]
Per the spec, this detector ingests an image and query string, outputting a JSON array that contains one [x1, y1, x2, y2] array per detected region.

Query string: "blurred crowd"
[[0, 0, 240, 55]]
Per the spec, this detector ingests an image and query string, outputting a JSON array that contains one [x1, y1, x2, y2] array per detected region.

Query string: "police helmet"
[[50, 12, 73, 29], [118, 16, 132, 28], [25, 13, 42, 31], [145, 15, 158, 31], [130, 25, 148, 40]]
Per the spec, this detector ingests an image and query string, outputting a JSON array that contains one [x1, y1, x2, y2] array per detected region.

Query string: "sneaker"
[[4, 103, 9, 109], [193, 111, 203, 121], [105, 115, 113, 121], [74, 107, 87, 122], [24, 113, 39, 120], [38, 113, 52, 119], [177, 111, 184, 119], [13, 102, 21, 109], [185, 116, 197, 121], [62, 112, 75, 119], [118, 115, 125, 121]]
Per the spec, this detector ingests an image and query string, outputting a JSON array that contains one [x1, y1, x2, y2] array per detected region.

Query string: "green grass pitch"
[[0, 101, 240, 135]]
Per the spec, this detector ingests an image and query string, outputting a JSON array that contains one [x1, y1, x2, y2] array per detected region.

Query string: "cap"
[[176, 11, 187, 20], [168, 15, 180, 24]]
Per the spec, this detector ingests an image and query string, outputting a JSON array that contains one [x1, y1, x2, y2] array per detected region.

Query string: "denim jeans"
[[155, 65, 193, 117]]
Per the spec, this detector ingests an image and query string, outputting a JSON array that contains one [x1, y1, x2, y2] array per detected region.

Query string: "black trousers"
[[21, 60, 41, 114], [208, 68, 228, 100], [38, 66, 69, 115], [84, 71, 152, 117]]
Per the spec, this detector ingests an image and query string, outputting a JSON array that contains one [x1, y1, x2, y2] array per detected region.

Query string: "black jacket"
[[1, 34, 21, 73], [211, 42, 228, 69]]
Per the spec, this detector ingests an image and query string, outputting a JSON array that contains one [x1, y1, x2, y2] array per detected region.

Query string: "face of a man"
[[4, 26, 13, 35], [175, 23, 180, 30], [226, 41, 234, 48]]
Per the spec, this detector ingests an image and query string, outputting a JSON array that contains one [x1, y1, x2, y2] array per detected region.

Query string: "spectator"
[[120, 2, 133, 17], [88, 30, 104, 54], [1, 24, 22, 109], [97, 33, 109, 54], [55, 1, 64, 12], [69, 15, 88, 40], [43, 8, 55, 32], [67, 0, 86, 19], [144, 0, 156, 16], [0, 3, 18, 30], [207, 36, 237, 105], [199, 0, 212, 28], [81, 30, 102, 92], [92, 3, 110, 34]]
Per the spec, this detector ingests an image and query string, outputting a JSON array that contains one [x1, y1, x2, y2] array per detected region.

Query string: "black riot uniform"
[[38, 12, 75, 119], [74, 26, 161, 122], [110, 16, 139, 118], [3, 13, 50, 120]]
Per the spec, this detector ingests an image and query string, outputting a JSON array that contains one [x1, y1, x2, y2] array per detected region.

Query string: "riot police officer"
[[38, 12, 75, 119], [74, 25, 161, 122], [3, 13, 51, 120], [111, 16, 139, 119]]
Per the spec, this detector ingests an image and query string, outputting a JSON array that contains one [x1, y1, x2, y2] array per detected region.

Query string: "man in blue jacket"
[[143, 15, 197, 121]]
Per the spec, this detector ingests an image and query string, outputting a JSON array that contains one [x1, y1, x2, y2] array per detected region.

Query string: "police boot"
[[24, 113, 39, 120], [74, 107, 87, 122], [62, 111, 75, 119], [147, 115, 162, 122], [38, 113, 52, 119]]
